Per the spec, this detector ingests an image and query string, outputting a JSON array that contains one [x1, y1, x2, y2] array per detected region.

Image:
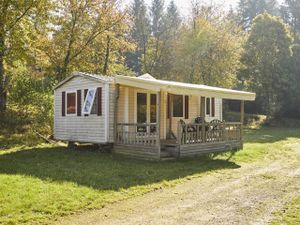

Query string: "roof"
[[54, 72, 255, 101], [54, 71, 114, 90], [116, 74, 256, 101]]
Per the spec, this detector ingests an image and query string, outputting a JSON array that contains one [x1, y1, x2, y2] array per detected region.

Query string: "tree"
[[280, 44, 300, 117], [240, 13, 292, 117], [150, 0, 165, 38], [126, 0, 151, 74], [143, 0, 181, 78], [172, 8, 244, 88], [238, 0, 279, 29], [280, 0, 300, 34], [43, 0, 126, 81], [0, 0, 49, 112]]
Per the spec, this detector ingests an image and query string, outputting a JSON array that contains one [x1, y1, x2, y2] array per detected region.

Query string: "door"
[[136, 92, 157, 132]]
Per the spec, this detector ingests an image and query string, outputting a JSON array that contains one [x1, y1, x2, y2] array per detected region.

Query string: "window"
[[67, 92, 76, 114], [150, 94, 157, 123], [90, 94, 98, 114], [150, 94, 157, 133], [82, 88, 96, 115], [137, 93, 147, 132], [173, 95, 183, 117], [206, 97, 211, 115]]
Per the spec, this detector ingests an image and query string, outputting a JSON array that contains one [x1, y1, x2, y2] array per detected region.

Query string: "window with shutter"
[[82, 88, 96, 115], [66, 92, 76, 115], [173, 95, 183, 117]]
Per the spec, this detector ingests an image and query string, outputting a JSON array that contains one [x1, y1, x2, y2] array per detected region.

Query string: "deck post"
[[240, 100, 244, 140], [169, 93, 173, 138], [113, 84, 120, 143], [200, 96, 206, 143], [157, 91, 161, 158]]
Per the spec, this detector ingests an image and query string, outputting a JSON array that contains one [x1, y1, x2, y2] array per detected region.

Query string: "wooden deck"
[[113, 122, 243, 160]]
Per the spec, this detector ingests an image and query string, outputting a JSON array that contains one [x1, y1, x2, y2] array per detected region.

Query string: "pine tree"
[[126, 0, 151, 74], [280, 0, 300, 33], [150, 0, 165, 38], [240, 13, 292, 117], [238, 0, 279, 30]]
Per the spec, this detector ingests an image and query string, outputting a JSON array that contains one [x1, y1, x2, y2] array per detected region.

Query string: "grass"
[[271, 196, 300, 225], [0, 127, 300, 224]]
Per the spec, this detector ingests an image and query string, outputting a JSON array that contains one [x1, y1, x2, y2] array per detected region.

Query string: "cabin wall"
[[54, 76, 112, 143]]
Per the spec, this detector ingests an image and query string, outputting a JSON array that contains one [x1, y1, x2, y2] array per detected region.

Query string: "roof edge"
[[54, 72, 114, 90]]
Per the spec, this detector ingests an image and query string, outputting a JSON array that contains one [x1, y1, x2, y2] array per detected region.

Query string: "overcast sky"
[[123, 0, 240, 16]]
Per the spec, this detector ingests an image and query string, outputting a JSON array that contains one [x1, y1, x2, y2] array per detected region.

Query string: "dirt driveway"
[[54, 144, 300, 225]]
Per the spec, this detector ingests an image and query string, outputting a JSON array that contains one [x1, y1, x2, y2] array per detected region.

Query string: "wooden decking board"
[[113, 140, 242, 160]]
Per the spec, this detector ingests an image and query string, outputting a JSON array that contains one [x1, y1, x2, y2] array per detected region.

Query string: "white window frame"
[[82, 88, 97, 115], [66, 91, 77, 116]]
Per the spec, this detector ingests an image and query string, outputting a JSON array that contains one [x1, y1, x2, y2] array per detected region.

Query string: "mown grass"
[[0, 127, 300, 224], [271, 195, 300, 225]]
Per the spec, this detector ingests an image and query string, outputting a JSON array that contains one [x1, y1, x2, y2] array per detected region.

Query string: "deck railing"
[[178, 122, 242, 145], [116, 123, 159, 146]]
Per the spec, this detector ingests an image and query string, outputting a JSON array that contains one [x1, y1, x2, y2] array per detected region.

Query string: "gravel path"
[[54, 144, 300, 225]]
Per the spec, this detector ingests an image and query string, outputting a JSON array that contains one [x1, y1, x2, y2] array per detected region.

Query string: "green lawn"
[[0, 127, 300, 224], [271, 196, 300, 225]]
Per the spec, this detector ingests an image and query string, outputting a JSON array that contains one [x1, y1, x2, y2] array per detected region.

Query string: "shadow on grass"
[[244, 127, 300, 144], [0, 146, 240, 190]]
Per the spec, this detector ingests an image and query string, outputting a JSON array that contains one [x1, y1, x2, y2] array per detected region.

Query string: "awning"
[[116, 74, 256, 101]]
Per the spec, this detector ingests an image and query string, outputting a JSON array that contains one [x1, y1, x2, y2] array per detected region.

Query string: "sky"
[[123, 0, 240, 16]]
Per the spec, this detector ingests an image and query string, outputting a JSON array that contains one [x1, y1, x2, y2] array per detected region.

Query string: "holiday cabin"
[[54, 72, 255, 160]]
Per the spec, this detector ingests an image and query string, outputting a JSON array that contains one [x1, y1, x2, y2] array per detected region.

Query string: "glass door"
[[136, 92, 157, 133], [137, 93, 147, 132]]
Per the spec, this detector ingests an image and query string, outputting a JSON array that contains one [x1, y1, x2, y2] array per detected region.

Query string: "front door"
[[136, 92, 157, 132]]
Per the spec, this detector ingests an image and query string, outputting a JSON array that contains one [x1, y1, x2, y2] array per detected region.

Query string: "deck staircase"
[[160, 139, 179, 160]]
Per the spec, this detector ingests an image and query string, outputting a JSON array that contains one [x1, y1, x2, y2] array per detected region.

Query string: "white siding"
[[54, 76, 114, 144], [205, 97, 222, 122]]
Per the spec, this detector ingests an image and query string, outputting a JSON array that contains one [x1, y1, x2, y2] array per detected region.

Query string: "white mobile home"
[[54, 72, 255, 160]]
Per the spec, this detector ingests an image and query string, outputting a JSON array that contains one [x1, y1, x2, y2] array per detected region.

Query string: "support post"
[[157, 91, 161, 158], [169, 93, 173, 138], [113, 84, 120, 143], [200, 96, 206, 143], [240, 100, 244, 141]]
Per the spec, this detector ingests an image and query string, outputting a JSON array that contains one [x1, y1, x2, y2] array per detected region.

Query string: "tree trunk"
[[0, 34, 6, 112], [103, 35, 110, 75]]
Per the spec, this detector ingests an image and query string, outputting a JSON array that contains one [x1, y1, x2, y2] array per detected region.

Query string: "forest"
[[0, 0, 300, 137]]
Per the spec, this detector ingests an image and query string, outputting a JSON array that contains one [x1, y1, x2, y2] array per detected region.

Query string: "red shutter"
[[185, 95, 189, 119], [77, 90, 81, 116], [84, 89, 88, 117], [62, 91, 66, 117], [211, 97, 215, 117], [167, 94, 170, 119], [97, 87, 102, 116]]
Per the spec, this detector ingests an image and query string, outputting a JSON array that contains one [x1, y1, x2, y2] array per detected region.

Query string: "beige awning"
[[116, 74, 256, 101]]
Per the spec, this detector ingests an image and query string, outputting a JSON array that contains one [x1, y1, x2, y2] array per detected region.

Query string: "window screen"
[[82, 88, 96, 115], [67, 92, 76, 114], [173, 95, 183, 117]]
